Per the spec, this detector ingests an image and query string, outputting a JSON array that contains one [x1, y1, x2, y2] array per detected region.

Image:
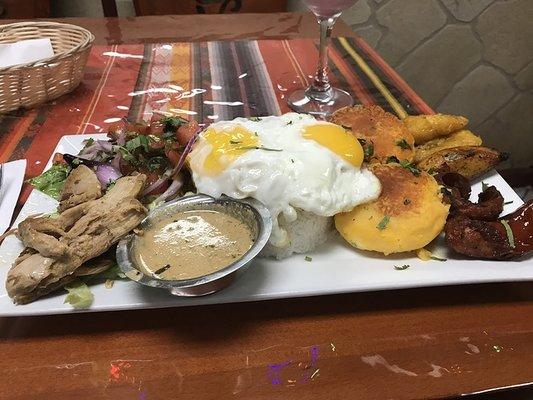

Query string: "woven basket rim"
[[0, 21, 95, 73]]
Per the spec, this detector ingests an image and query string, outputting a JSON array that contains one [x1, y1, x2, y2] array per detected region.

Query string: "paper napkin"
[[0, 38, 54, 68]]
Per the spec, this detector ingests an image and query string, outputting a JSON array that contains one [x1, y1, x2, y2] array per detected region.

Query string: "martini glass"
[[288, 0, 358, 117]]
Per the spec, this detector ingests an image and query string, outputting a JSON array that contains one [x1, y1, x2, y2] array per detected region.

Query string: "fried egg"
[[188, 113, 381, 248]]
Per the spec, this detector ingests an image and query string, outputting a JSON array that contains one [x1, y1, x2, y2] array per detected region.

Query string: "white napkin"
[[0, 160, 27, 235], [0, 38, 54, 68]]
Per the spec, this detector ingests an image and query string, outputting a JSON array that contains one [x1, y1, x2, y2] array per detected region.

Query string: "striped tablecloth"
[[0, 37, 432, 204]]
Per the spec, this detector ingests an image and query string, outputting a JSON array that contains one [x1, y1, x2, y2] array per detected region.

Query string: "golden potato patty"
[[335, 164, 449, 255], [329, 106, 415, 164]]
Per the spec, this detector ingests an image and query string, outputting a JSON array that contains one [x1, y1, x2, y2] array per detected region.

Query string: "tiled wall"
[[290, 0, 533, 170]]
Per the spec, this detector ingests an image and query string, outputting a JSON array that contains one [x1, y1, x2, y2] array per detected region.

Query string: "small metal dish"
[[116, 194, 272, 297]]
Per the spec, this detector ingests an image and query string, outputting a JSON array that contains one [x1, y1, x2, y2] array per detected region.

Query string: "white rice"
[[259, 209, 334, 260]]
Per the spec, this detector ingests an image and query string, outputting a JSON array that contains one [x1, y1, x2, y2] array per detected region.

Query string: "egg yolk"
[[200, 125, 259, 175], [302, 124, 364, 168]]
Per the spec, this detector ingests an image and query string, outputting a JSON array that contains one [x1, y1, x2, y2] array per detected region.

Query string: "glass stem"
[[308, 16, 337, 100]]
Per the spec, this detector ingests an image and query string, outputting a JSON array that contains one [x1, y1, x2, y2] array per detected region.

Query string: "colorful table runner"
[[0, 37, 432, 204]]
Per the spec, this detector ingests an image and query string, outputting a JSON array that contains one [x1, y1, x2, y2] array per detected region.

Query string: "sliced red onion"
[[152, 176, 183, 205], [79, 148, 99, 160], [172, 127, 201, 178], [142, 177, 168, 196], [95, 164, 122, 187], [110, 153, 122, 171], [96, 140, 113, 152], [79, 143, 98, 157], [146, 127, 199, 205], [117, 130, 126, 146], [141, 168, 173, 197], [79, 140, 113, 159]]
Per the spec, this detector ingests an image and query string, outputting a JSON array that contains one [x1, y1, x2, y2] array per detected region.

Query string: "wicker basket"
[[0, 22, 95, 113]]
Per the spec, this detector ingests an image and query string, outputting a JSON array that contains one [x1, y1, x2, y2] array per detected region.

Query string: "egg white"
[[188, 113, 381, 248]]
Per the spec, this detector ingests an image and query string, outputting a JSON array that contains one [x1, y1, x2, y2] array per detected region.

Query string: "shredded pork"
[[6, 168, 147, 304]]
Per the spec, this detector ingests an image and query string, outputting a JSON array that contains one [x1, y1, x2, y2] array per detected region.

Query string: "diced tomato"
[[149, 120, 165, 136], [119, 160, 136, 176], [52, 153, 66, 164], [144, 171, 170, 195], [107, 123, 125, 141], [148, 136, 165, 150], [165, 149, 182, 166], [150, 113, 164, 124], [176, 120, 199, 146], [127, 122, 150, 136]]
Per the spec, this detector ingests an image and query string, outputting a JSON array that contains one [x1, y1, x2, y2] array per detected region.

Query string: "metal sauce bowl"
[[116, 194, 272, 297]]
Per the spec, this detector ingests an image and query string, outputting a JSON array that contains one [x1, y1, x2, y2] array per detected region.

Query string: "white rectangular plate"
[[0, 135, 531, 316]]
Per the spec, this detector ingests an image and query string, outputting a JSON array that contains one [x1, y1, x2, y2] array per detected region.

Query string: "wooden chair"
[[132, 0, 287, 15], [0, 0, 50, 18], [101, 0, 118, 17]]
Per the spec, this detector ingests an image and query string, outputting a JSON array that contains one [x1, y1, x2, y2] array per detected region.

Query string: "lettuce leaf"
[[64, 281, 94, 309], [96, 264, 126, 280], [28, 163, 70, 200]]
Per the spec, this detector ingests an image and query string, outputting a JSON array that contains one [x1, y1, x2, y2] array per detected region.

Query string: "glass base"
[[287, 87, 354, 117]]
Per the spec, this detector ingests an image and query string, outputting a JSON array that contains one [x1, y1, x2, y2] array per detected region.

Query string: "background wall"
[[289, 0, 532, 170], [55, 0, 533, 170]]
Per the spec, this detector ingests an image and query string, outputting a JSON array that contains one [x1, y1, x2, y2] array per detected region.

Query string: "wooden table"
[[1, 13, 532, 400], [32, 12, 354, 45]]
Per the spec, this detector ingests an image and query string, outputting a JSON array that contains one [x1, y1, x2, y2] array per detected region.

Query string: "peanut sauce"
[[133, 210, 254, 280]]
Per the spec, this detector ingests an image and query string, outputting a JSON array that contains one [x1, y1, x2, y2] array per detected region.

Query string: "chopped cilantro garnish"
[[83, 138, 95, 148], [305, 256, 313, 262], [394, 265, 410, 270], [386, 156, 400, 164], [403, 199, 411, 205], [395, 139, 412, 150], [358, 138, 374, 161], [500, 219, 515, 249], [399, 160, 421, 176], [481, 181, 489, 191], [115, 145, 136, 163], [146, 156, 166, 172], [504, 201, 514, 205], [125, 135, 150, 152], [106, 181, 116, 191], [249, 117, 262, 122], [377, 215, 390, 230], [286, 121, 293, 125], [229, 140, 242, 145], [238, 146, 282, 152], [387, 156, 420, 176], [163, 116, 188, 131], [364, 143, 374, 161], [162, 131, 176, 140]]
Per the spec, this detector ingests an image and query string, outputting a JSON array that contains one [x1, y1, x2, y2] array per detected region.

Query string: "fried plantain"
[[335, 164, 449, 255], [413, 130, 482, 164], [417, 146, 508, 179], [329, 105, 415, 163], [404, 114, 469, 144]]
